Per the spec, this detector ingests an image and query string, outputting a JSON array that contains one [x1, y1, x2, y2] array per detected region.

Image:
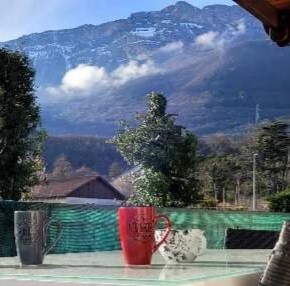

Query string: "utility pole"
[[253, 153, 258, 211]]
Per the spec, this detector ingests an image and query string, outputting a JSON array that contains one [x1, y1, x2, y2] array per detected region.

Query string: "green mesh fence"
[[160, 209, 290, 249], [49, 204, 120, 253], [0, 201, 120, 256], [1, 201, 290, 257]]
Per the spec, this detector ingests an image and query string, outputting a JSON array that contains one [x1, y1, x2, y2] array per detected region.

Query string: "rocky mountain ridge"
[[2, 2, 288, 136], [1, 2, 264, 86]]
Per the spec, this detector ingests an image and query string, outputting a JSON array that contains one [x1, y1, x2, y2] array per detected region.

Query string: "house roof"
[[234, 0, 290, 46], [31, 175, 125, 200]]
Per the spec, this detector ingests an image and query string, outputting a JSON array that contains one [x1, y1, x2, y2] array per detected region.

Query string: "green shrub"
[[268, 186, 290, 212], [199, 198, 217, 209]]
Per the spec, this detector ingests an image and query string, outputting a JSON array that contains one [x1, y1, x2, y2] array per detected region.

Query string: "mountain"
[[1, 1, 289, 136], [1, 2, 263, 86]]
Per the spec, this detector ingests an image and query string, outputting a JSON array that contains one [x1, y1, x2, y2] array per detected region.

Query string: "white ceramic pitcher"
[[155, 229, 206, 263]]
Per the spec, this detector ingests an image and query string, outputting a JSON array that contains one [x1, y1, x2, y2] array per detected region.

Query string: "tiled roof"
[[31, 175, 125, 200]]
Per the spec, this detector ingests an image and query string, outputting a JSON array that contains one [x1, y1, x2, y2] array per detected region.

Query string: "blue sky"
[[0, 0, 234, 42]]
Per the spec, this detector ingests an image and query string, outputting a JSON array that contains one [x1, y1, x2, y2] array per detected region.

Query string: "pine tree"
[[256, 120, 290, 194], [113, 92, 201, 207], [0, 48, 45, 200]]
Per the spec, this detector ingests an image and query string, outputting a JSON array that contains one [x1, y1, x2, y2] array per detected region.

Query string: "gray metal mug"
[[14, 210, 62, 265]]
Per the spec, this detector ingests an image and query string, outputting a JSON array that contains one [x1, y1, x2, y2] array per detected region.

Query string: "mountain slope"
[[1, 2, 264, 86], [2, 2, 288, 136], [41, 40, 290, 135]]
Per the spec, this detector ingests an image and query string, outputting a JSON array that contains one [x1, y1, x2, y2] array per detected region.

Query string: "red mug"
[[118, 206, 171, 265]]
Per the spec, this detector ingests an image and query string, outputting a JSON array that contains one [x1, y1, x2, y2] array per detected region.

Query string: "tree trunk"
[[222, 187, 226, 210], [237, 178, 241, 205], [214, 183, 217, 203], [235, 184, 238, 206]]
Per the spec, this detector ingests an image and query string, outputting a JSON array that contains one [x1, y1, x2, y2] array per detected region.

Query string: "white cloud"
[[194, 20, 246, 50], [194, 31, 223, 49], [159, 41, 184, 53], [231, 20, 247, 36], [112, 60, 160, 84], [45, 60, 161, 101], [62, 64, 109, 92], [136, 53, 150, 61], [237, 21, 246, 34]]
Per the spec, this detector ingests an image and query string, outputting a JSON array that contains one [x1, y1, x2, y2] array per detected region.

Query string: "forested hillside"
[[43, 136, 127, 176]]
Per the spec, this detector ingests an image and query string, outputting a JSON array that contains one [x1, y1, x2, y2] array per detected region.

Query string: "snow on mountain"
[[131, 27, 157, 37], [0, 1, 276, 136], [0, 1, 264, 87]]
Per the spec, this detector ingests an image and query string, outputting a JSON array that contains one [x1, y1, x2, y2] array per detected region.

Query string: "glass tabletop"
[[0, 249, 270, 286]]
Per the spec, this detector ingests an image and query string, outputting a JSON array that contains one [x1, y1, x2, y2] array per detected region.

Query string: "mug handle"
[[43, 219, 63, 255], [153, 214, 171, 253]]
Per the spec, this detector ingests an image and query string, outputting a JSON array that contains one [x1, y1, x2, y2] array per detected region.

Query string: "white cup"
[[155, 229, 206, 264]]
